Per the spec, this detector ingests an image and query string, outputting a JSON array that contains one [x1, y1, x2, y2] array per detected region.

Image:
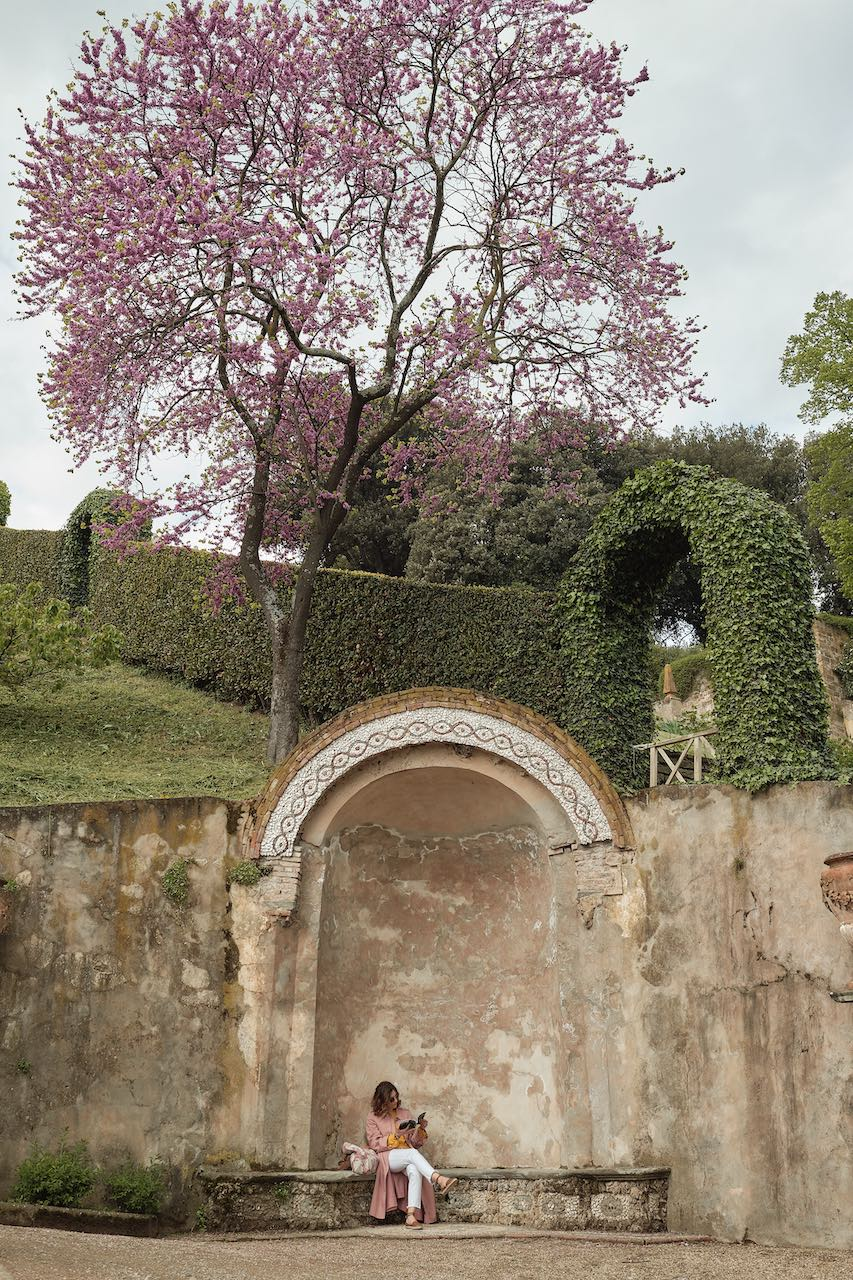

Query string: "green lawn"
[[0, 662, 272, 807]]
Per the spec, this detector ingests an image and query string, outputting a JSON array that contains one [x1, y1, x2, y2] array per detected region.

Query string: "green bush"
[[0, 582, 122, 689], [103, 1161, 166, 1216], [11, 1141, 96, 1207], [0, 481, 10, 527], [557, 461, 832, 790], [0, 529, 64, 595], [89, 546, 564, 726]]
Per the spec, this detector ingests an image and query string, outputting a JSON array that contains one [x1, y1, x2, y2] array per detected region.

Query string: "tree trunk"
[[265, 526, 330, 765]]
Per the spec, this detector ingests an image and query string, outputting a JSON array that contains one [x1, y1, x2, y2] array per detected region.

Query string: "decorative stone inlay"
[[195, 1165, 670, 1234], [260, 707, 612, 859]]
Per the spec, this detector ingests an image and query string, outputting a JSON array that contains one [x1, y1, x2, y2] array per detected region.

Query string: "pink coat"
[[364, 1108, 437, 1224]]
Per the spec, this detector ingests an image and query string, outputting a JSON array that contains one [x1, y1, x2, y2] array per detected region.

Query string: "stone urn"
[[821, 853, 853, 987]]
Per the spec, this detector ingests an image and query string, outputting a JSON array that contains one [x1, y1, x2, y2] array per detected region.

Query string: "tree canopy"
[[781, 291, 853, 424], [14, 0, 703, 760], [336, 421, 822, 639]]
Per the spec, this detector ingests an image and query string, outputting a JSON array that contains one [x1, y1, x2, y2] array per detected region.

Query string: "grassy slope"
[[0, 662, 271, 807]]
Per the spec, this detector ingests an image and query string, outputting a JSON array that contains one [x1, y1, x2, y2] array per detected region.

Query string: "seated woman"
[[365, 1080, 457, 1230]]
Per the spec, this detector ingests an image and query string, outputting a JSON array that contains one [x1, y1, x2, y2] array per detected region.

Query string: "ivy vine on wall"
[[557, 460, 834, 791], [59, 489, 152, 608]]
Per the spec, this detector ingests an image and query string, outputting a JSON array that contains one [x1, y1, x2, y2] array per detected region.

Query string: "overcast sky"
[[1, 0, 852, 530]]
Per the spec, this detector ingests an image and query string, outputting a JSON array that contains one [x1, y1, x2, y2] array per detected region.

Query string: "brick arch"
[[246, 689, 633, 869]]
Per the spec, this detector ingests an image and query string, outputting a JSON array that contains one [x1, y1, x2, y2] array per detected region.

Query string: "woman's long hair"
[[371, 1080, 399, 1116]]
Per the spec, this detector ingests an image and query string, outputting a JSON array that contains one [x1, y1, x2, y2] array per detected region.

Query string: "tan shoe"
[[404, 1212, 423, 1229], [432, 1174, 458, 1196]]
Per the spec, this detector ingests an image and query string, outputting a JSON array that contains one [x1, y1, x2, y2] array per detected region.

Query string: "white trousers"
[[387, 1147, 436, 1210]]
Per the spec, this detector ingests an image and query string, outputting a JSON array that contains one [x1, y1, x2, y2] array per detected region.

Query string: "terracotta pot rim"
[[823, 852, 853, 868]]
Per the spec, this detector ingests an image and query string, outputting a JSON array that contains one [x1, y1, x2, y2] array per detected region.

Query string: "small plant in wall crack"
[[15, 1059, 31, 1076], [161, 858, 191, 908], [226, 860, 266, 888]]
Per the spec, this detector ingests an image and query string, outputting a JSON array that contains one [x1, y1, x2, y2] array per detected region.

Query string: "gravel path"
[[1, 1226, 850, 1280]]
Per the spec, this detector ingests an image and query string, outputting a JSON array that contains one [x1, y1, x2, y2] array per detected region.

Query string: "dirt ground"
[[1, 1225, 850, 1280]]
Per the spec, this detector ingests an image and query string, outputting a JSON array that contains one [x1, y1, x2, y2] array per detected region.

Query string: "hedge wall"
[[557, 460, 833, 790], [89, 545, 565, 729], [0, 528, 64, 597]]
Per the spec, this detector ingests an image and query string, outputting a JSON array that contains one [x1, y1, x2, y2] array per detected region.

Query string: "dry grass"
[[0, 661, 271, 807]]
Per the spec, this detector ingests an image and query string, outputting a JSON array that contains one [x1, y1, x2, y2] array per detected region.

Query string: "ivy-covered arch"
[[59, 489, 151, 607], [557, 460, 833, 791]]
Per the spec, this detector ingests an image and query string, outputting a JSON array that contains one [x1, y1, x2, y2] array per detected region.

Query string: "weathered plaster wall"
[[0, 798, 248, 1203], [1, 782, 851, 1247], [309, 816, 565, 1168], [607, 784, 853, 1247], [814, 618, 852, 739]]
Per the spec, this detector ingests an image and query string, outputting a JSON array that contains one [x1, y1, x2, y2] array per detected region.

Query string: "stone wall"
[[616, 784, 853, 1247], [1, 784, 851, 1246], [0, 798, 245, 1212]]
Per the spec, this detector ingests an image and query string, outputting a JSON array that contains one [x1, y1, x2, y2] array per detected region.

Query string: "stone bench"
[[196, 1165, 669, 1234]]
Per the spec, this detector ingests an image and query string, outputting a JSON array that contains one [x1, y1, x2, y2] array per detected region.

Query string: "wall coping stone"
[[197, 1166, 670, 1184], [0, 1201, 160, 1237]]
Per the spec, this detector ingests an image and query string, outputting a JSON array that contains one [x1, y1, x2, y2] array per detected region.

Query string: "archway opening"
[[307, 753, 568, 1169]]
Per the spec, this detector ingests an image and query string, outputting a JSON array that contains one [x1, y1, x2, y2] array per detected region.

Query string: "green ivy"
[[226, 860, 263, 888], [657, 648, 711, 701], [0, 481, 10, 528], [60, 489, 127, 608], [556, 460, 833, 790]]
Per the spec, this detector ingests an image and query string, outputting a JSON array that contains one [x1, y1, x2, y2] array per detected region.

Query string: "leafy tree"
[[781, 292, 853, 609], [325, 465, 417, 578], [0, 583, 121, 689], [804, 423, 853, 601], [0, 481, 9, 528], [781, 291, 853, 424], [406, 439, 612, 589], [406, 422, 816, 639], [14, 0, 703, 761]]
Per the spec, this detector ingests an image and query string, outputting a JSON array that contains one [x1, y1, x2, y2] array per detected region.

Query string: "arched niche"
[[244, 688, 633, 923], [237, 690, 631, 1170]]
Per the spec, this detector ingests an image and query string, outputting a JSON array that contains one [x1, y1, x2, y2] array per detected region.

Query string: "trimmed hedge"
[[90, 545, 565, 728], [557, 460, 833, 790], [0, 529, 64, 597], [657, 648, 711, 701]]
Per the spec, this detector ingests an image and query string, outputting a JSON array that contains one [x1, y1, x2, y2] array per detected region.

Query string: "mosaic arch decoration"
[[257, 694, 620, 862]]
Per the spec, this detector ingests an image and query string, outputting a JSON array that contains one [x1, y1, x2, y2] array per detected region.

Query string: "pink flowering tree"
[[14, 0, 705, 762]]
